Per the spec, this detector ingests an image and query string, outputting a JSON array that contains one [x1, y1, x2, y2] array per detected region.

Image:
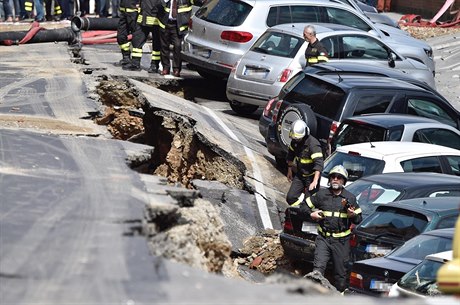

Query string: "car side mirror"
[[388, 52, 397, 68]]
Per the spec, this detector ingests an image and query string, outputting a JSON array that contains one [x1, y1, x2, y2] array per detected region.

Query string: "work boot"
[[115, 51, 131, 67], [122, 58, 141, 71], [147, 61, 159, 74]]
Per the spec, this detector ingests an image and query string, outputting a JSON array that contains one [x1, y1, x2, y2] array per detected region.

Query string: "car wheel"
[[277, 104, 317, 153], [275, 156, 287, 172], [229, 101, 259, 115], [196, 68, 225, 80]]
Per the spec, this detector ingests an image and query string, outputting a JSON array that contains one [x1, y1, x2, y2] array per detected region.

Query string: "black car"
[[349, 228, 455, 296], [330, 113, 460, 152], [346, 172, 460, 218], [351, 197, 459, 264], [259, 63, 460, 165], [280, 195, 460, 263]]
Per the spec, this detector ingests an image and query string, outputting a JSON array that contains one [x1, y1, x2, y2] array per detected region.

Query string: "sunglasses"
[[330, 174, 344, 180]]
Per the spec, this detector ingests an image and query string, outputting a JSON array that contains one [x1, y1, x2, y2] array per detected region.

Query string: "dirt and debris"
[[401, 25, 460, 40]]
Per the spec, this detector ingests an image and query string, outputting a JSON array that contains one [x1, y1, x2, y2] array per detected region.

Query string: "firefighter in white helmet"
[[286, 119, 324, 206], [303, 165, 362, 292]]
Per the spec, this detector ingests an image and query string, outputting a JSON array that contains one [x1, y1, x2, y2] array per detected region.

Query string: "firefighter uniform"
[[305, 39, 329, 66], [116, 0, 140, 66], [157, 0, 200, 75], [123, 0, 162, 72], [286, 135, 323, 206], [304, 188, 362, 292]]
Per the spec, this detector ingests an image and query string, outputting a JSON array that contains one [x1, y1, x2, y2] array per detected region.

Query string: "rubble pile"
[[401, 25, 460, 40]]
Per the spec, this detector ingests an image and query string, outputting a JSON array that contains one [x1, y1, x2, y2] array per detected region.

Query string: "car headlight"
[[424, 48, 433, 59]]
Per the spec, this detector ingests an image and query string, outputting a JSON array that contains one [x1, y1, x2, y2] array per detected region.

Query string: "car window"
[[319, 36, 339, 58], [333, 122, 387, 150], [251, 32, 303, 58], [351, 93, 394, 116], [406, 99, 457, 128], [323, 151, 385, 181], [284, 76, 345, 120], [400, 157, 443, 174], [436, 215, 459, 229], [358, 206, 428, 241], [398, 258, 445, 296], [346, 182, 402, 215], [412, 128, 460, 150], [445, 155, 460, 176], [389, 234, 452, 261], [195, 0, 252, 26], [291, 5, 321, 23], [341, 35, 389, 60], [324, 7, 372, 31]]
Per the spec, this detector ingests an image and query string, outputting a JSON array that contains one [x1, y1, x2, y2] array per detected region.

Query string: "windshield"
[[398, 259, 445, 296], [388, 234, 452, 263], [346, 180, 402, 215], [195, 0, 252, 26], [333, 122, 388, 151], [323, 152, 385, 181], [251, 31, 304, 59], [358, 206, 428, 241]]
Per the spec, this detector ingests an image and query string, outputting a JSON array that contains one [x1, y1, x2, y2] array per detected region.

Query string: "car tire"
[[229, 101, 259, 115], [275, 156, 287, 172], [277, 104, 317, 153]]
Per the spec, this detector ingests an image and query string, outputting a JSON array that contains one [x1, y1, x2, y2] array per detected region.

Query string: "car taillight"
[[283, 209, 293, 231], [272, 100, 283, 123], [263, 98, 276, 117], [349, 233, 357, 247], [328, 120, 339, 140], [188, 18, 192, 30], [278, 69, 292, 83], [349, 272, 364, 289], [221, 31, 253, 43]]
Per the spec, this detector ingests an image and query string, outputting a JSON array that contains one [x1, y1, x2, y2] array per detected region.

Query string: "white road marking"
[[203, 106, 273, 229]]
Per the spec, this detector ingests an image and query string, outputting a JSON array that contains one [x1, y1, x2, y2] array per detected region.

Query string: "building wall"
[[391, 0, 460, 21]]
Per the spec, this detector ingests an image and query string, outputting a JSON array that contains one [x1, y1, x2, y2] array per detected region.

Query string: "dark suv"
[[262, 68, 460, 165]]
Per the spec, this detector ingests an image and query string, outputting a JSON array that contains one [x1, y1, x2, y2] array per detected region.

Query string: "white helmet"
[[289, 120, 310, 140], [328, 165, 349, 183]]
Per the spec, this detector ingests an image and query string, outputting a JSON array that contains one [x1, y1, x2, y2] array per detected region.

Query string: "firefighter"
[[303, 165, 362, 292], [115, 0, 140, 67], [286, 119, 323, 206], [157, 0, 204, 76], [303, 24, 329, 66], [123, 0, 161, 73]]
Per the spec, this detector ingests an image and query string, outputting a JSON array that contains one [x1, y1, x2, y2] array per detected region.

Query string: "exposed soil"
[[401, 25, 460, 40]]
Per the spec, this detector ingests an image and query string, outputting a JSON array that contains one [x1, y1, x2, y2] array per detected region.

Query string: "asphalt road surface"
[[0, 27, 458, 305]]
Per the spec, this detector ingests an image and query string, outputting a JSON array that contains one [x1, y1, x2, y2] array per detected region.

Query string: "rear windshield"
[[358, 206, 429, 241], [251, 31, 304, 58], [333, 122, 388, 150], [398, 259, 445, 295], [195, 0, 252, 26], [389, 234, 452, 262], [323, 151, 385, 181], [284, 76, 345, 120]]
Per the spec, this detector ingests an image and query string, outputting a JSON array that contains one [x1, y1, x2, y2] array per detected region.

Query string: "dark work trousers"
[[286, 174, 318, 206], [117, 10, 138, 46], [313, 234, 350, 292], [131, 24, 161, 66], [160, 20, 182, 72]]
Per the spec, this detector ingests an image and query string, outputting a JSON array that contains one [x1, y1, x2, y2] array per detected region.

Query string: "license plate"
[[301, 222, 317, 234], [365, 244, 391, 256], [243, 68, 268, 78], [370, 279, 393, 292]]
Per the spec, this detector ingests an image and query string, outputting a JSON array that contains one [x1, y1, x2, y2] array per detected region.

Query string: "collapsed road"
[[0, 28, 458, 304]]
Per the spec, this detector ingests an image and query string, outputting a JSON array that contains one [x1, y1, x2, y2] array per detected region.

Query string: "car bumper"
[[280, 232, 316, 263], [265, 122, 286, 159], [180, 50, 232, 77], [258, 114, 271, 139]]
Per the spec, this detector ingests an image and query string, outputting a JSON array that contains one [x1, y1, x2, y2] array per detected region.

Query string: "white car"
[[182, 0, 433, 80], [388, 250, 453, 298], [226, 23, 435, 114], [320, 141, 460, 187]]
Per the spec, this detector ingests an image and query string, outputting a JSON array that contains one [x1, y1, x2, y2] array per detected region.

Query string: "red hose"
[[82, 30, 117, 38], [18, 21, 45, 44]]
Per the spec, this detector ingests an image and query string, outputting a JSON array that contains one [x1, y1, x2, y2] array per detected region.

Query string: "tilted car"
[[349, 229, 454, 296], [181, 0, 433, 79], [320, 141, 460, 187], [226, 23, 434, 115], [345, 172, 460, 218], [263, 72, 460, 166], [330, 113, 460, 153], [258, 61, 449, 140], [388, 250, 453, 298]]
